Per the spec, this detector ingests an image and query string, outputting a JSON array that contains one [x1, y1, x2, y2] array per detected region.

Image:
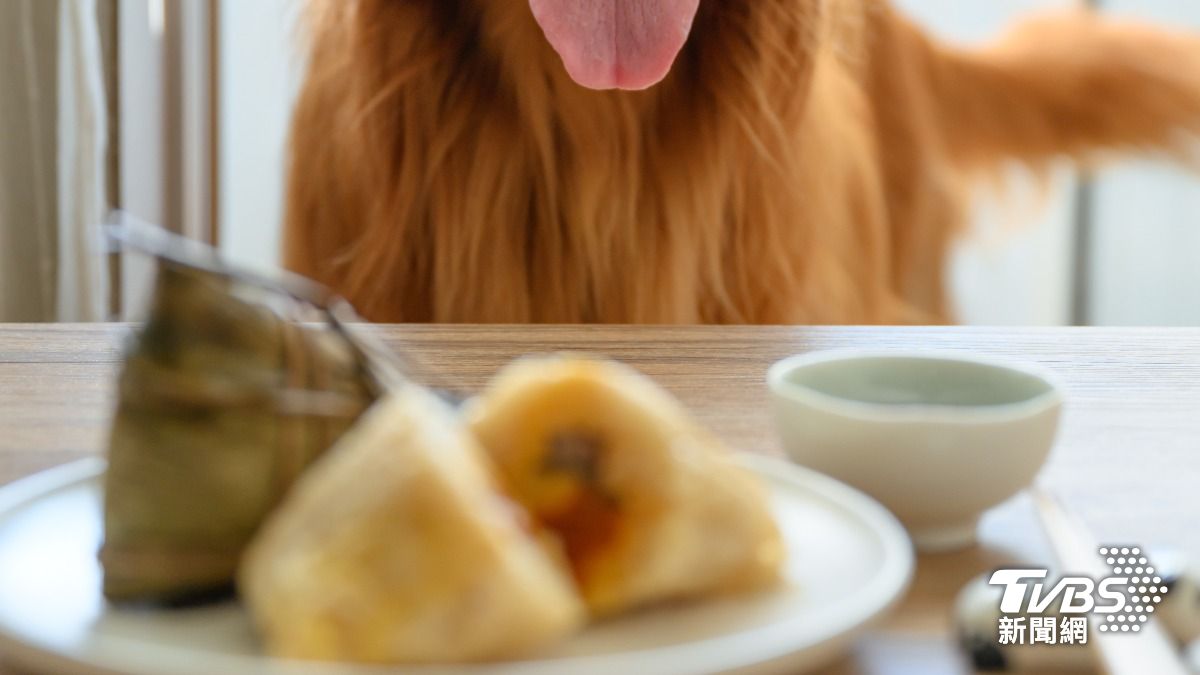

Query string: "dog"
[[284, 0, 1200, 324]]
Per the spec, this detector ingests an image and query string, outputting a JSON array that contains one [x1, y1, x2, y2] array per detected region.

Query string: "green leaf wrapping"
[[100, 262, 379, 603]]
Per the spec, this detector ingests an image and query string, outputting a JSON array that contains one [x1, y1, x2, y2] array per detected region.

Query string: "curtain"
[[57, 0, 111, 322], [0, 0, 57, 322], [0, 0, 111, 322]]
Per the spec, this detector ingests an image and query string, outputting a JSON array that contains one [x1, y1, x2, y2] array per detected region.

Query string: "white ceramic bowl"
[[768, 351, 1063, 552]]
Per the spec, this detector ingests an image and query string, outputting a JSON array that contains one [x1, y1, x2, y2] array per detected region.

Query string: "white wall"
[[217, 0, 303, 273], [1092, 163, 1200, 325], [1090, 0, 1200, 326]]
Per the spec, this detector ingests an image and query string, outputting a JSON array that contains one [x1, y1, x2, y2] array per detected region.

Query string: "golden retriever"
[[284, 1, 1200, 324]]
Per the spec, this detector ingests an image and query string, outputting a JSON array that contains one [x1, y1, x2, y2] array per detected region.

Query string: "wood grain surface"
[[2, 324, 1199, 675]]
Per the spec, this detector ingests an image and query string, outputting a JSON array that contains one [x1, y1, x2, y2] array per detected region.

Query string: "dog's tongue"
[[530, 0, 700, 90]]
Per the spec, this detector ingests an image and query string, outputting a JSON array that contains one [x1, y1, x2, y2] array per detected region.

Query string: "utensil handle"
[[1032, 488, 1189, 675]]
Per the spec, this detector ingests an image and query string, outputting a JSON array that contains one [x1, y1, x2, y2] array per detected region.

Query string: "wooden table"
[[2, 324, 1199, 674]]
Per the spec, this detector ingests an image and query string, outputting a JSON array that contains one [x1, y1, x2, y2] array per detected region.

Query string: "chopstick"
[[1031, 487, 1189, 675]]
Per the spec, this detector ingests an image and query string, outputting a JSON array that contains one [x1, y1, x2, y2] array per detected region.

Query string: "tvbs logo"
[[989, 546, 1169, 644]]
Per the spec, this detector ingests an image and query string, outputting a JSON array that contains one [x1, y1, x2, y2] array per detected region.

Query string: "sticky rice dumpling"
[[101, 261, 380, 603], [239, 384, 585, 663], [466, 357, 784, 616]]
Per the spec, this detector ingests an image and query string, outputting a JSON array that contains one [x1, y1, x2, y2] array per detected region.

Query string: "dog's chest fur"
[[289, 0, 954, 324]]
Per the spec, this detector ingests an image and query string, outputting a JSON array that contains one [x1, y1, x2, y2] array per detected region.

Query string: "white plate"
[[0, 455, 912, 675]]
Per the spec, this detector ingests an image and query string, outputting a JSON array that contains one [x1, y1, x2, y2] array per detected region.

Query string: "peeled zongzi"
[[467, 356, 785, 616], [240, 384, 585, 663]]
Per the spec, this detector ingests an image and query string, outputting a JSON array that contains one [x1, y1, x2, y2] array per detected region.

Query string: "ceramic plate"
[[0, 455, 912, 675]]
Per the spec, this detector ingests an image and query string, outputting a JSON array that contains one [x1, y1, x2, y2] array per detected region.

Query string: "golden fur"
[[284, 1, 1200, 324]]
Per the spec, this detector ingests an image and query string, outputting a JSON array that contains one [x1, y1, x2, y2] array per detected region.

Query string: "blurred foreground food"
[[240, 357, 783, 663], [469, 357, 785, 617], [95, 234, 783, 663], [240, 384, 586, 662], [101, 261, 380, 602]]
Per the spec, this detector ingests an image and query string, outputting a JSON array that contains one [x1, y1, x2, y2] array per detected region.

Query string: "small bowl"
[[768, 351, 1062, 553]]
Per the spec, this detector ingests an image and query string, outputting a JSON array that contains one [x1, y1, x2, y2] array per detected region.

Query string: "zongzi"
[[239, 384, 585, 663], [101, 260, 380, 603], [466, 357, 785, 617]]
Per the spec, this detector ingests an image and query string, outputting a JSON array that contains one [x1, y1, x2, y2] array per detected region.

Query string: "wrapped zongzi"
[[101, 244, 384, 603]]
